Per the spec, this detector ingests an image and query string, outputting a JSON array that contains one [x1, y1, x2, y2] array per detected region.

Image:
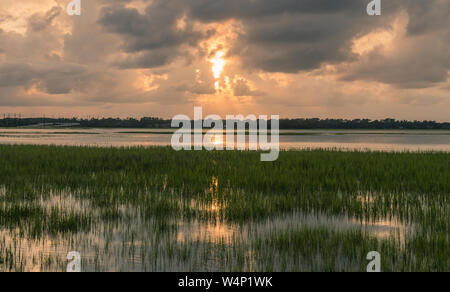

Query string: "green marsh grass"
[[0, 145, 448, 271]]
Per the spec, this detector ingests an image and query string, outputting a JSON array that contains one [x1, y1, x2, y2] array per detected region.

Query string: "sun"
[[210, 51, 227, 79]]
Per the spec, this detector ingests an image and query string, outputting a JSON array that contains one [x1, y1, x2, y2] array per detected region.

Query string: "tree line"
[[0, 117, 449, 129]]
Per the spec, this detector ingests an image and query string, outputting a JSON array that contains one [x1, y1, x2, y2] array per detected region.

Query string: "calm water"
[[0, 130, 445, 271], [0, 189, 412, 272], [0, 128, 449, 152]]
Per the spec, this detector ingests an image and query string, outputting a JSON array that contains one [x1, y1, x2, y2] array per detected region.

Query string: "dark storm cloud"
[[116, 49, 177, 69], [185, 0, 367, 21], [97, 0, 449, 88], [404, 0, 449, 35], [1, 0, 448, 114], [97, 0, 394, 73], [99, 0, 210, 68], [230, 13, 369, 73], [187, 0, 397, 73]]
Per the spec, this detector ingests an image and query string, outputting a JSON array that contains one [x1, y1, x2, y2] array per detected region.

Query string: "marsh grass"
[[0, 145, 448, 271]]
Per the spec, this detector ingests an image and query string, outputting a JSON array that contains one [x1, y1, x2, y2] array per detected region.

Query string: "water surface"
[[0, 128, 449, 152]]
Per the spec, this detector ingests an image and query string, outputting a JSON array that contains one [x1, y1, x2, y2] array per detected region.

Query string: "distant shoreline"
[[1, 117, 449, 130], [1, 129, 450, 136]]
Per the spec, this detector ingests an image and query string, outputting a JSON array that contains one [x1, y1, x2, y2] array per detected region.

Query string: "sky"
[[0, 0, 449, 121]]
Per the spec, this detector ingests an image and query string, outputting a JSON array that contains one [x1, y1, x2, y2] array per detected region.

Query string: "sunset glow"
[[0, 0, 447, 120], [0, 0, 448, 275], [210, 51, 227, 79]]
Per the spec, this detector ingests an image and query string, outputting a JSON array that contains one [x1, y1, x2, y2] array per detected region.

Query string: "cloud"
[[0, 0, 449, 120], [404, 0, 449, 36], [342, 34, 450, 88], [341, 4, 450, 89], [0, 62, 35, 87], [98, 1, 211, 68], [95, 0, 449, 88], [0, 10, 14, 24], [96, 0, 448, 88], [97, 0, 393, 73], [181, 0, 398, 73], [27, 6, 62, 32], [0, 60, 94, 95], [232, 77, 262, 97]]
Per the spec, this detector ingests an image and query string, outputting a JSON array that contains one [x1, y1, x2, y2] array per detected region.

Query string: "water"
[[0, 190, 412, 272], [0, 128, 449, 152], [0, 130, 446, 271]]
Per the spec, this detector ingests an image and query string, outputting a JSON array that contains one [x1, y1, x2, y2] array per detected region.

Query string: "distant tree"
[[0, 116, 449, 129]]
